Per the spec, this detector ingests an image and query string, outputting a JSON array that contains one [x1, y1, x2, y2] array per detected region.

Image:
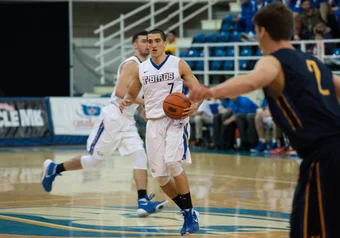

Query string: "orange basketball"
[[163, 92, 191, 119]]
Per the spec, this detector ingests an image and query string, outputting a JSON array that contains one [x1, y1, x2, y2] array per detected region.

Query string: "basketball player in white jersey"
[[120, 29, 201, 236], [41, 30, 168, 217]]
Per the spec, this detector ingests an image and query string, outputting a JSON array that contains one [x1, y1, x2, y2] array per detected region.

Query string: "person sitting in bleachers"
[[294, 0, 322, 40], [209, 98, 234, 149], [233, 0, 257, 33], [235, 97, 266, 151], [292, 0, 340, 39], [284, 0, 326, 21], [322, 2, 340, 40], [254, 0, 266, 10], [288, 0, 304, 14], [190, 99, 214, 147], [210, 96, 258, 150], [307, 20, 336, 57], [250, 107, 285, 154]]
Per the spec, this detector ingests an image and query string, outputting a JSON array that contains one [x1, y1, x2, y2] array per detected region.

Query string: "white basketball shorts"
[[87, 104, 144, 160], [146, 117, 192, 177]]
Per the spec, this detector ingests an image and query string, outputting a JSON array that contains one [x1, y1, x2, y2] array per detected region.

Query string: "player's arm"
[[179, 59, 203, 104], [124, 65, 143, 105], [332, 74, 340, 102], [115, 61, 144, 105], [210, 56, 280, 99], [120, 66, 143, 112], [179, 59, 203, 117]]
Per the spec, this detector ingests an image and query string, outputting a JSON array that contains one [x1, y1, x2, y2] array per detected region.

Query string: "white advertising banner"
[[50, 97, 109, 135]]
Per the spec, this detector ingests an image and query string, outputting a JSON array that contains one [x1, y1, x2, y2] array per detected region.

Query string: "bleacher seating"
[[239, 46, 252, 70], [210, 49, 225, 71], [185, 49, 198, 70], [223, 47, 234, 70], [181, 24, 339, 72], [196, 50, 205, 71], [179, 0, 340, 72]]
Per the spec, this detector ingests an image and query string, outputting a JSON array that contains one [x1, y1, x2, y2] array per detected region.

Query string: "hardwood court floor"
[[0, 147, 300, 237]]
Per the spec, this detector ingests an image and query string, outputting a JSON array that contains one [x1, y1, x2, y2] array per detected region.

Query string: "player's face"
[[134, 35, 149, 57], [147, 33, 167, 57]]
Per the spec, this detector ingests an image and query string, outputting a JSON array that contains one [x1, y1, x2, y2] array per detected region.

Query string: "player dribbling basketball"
[[120, 29, 202, 236]]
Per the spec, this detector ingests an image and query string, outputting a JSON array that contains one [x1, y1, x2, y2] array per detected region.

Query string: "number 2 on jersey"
[[168, 83, 174, 94], [306, 60, 330, 96]]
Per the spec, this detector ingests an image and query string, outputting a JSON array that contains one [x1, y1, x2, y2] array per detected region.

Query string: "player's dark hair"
[[148, 29, 166, 41], [253, 2, 294, 41], [132, 30, 148, 44]]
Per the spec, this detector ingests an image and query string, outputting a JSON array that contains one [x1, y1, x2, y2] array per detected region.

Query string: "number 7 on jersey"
[[168, 83, 174, 94]]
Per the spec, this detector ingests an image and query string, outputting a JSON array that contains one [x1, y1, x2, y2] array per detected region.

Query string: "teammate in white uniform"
[[120, 29, 202, 236], [41, 31, 167, 217]]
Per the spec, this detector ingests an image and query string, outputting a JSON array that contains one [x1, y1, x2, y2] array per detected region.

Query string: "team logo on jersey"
[[0, 206, 290, 237], [142, 72, 175, 84]]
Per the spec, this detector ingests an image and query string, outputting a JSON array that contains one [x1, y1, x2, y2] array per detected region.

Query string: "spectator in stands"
[[333, 2, 340, 18], [325, 3, 340, 39], [165, 31, 177, 55], [234, 0, 257, 33], [307, 20, 336, 55], [190, 99, 214, 147], [250, 107, 285, 154], [209, 98, 234, 149], [334, 8, 340, 39], [235, 97, 266, 151], [210, 96, 258, 150], [255, 0, 266, 10], [318, 0, 330, 24], [289, 0, 326, 17], [294, 0, 321, 40], [288, 0, 303, 14]]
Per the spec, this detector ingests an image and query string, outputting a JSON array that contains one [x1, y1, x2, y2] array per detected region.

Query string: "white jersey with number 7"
[[139, 55, 184, 119]]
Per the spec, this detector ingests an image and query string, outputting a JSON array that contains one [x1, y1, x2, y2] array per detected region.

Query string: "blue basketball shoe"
[[137, 194, 168, 217], [180, 208, 200, 236], [264, 141, 278, 153], [41, 159, 61, 192], [250, 141, 266, 153]]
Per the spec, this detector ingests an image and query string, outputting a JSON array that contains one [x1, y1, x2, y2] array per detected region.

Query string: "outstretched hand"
[[189, 84, 213, 102]]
